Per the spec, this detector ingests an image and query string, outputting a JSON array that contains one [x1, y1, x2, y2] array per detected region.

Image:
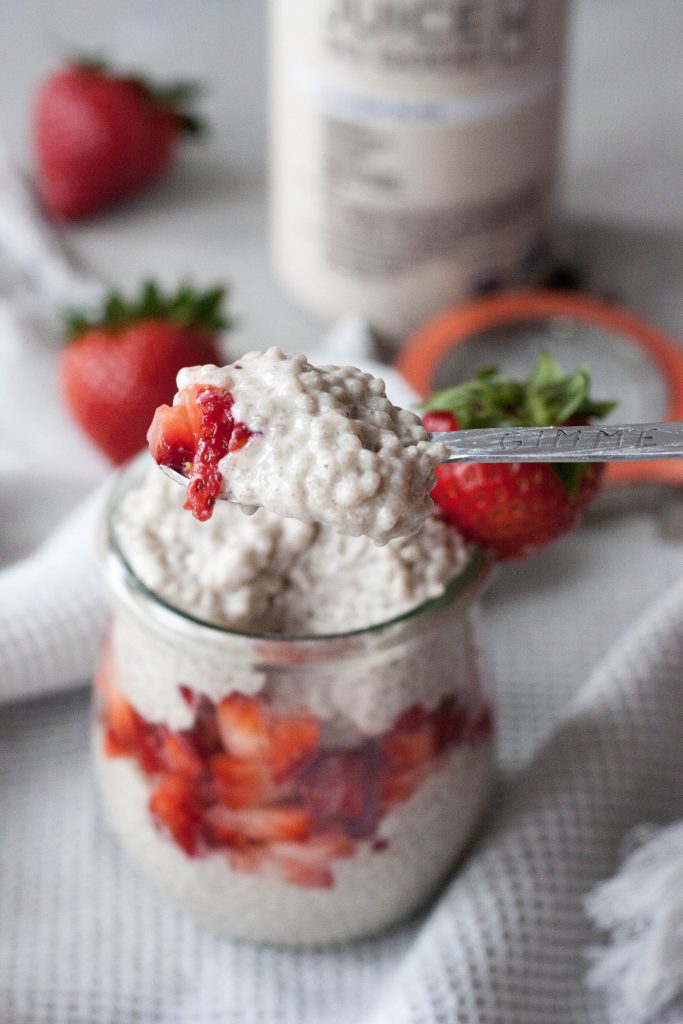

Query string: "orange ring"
[[397, 290, 683, 486]]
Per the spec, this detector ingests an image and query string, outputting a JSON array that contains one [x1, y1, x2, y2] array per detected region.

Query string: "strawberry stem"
[[65, 280, 231, 338], [423, 351, 617, 499], [65, 56, 206, 134]]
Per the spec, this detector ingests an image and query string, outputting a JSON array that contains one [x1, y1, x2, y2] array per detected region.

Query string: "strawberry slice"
[[136, 722, 168, 776], [268, 715, 320, 781], [379, 723, 434, 772], [380, 761, 433, 812], [432, 696, 471, 752], [179, 384, 208, 437], [149, 383, 253, 522], [188, 695, 223, 756], [266, 843, 334, 890], [300, 830, 356, 861], [226, 843, 270, 875], [302, 748, 381, 839], [267, 832, 356, 889], [392, 703, 429, 731], [103, 726, 130, 758], [210, 754, 278, 809], [205, 804, 312, 843], [105, 686, 142, 752], [269, 858, 333, 889], [216, 693, 271, 760], [162, 730, 204, 780], [147, 402, 194, 471], [227, 833, 355, 890], [149, 774, 203, 856]]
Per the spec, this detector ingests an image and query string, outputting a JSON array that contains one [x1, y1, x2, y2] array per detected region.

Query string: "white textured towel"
[[1, 150, 683, 1024]]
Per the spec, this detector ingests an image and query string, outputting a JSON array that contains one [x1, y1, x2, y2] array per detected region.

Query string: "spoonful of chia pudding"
[[147, 347, 683, 545]]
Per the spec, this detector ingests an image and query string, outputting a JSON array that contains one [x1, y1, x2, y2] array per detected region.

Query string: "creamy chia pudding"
[[94, 460, 494, 945], [147, 347, 446, 544]]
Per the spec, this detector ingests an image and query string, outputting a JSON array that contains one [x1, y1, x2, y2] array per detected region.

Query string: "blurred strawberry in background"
[[61, 280, 229, 464], [34, 59, 203, 220]]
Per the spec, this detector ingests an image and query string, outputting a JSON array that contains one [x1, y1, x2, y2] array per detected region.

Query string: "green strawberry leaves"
[[145, 80, 205, 134], [66, 280, 231, 338], [68, 56, 205, 134], [423, 350, 617, 500]]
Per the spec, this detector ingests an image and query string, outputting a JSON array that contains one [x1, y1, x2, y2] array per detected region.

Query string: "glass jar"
[[93, 461, 495, 945]]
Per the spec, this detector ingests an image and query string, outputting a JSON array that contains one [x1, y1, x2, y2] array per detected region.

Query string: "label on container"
[[270, 0, 568, 338]]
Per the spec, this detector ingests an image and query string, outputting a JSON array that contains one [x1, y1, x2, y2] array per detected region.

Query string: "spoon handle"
[[430, 422, 683, 464]]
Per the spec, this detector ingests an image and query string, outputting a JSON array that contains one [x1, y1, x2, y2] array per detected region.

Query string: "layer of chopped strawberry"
[[147, 384, 253, 522], [98, 647, 493, 890]]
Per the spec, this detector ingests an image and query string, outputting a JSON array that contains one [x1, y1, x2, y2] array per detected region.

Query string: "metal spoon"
[[430, 421, 683, 464], [159, 421, 683, 497]]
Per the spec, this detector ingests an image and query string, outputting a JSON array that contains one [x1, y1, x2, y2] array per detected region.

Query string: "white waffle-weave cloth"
[[1, 148, 683, 1024]]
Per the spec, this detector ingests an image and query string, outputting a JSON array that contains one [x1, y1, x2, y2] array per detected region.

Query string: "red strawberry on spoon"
[[61, 280, 229, 464], [34, 58, 203, 220], [423, 352, 616, 561]]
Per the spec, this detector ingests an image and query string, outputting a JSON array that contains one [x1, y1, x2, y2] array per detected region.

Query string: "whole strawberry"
[[61, 281, 228, 464], [423, 353, 616, 561], [34, 59, 202, 220]]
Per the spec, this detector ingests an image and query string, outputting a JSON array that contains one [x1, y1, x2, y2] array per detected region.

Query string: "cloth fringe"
[[586, 820, 683, 1023]]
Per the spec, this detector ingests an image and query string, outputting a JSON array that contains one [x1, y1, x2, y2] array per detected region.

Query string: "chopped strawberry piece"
[[302, 748, 381, 839], [189, 695, 223, 755], [105, 687, 142, 751], [136, 722, 168, 776], [301, 830, 356, 861], [163, 730, 204, 780], [380, 761, 433, 812], [266, 844, 334, 890], [205, 804, 312, 844], [379, 724, 434, 772], [210, 754, 277, 809], [149, 383, 253, 522], [103, 726, 129, 758], [216, 693, 270, 759], [227, 843, 270, 875], [185, 388, 238, 521], [392, 703, 429, 731], [147, 402, 194, 471], [227, 834, 354, 890], [268, 715, 320, 781], [432, 696, 471, 752], [178, 684, 196, 708], [267, 833, 356, 889], [272, 859, 333, 889], [149, 774, 203, 856]]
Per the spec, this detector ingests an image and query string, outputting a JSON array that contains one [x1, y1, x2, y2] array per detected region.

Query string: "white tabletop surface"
[[0, 0, 680, 354]]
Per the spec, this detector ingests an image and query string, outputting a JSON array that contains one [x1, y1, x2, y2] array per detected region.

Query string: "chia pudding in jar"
[[93, 354, 495, 945]]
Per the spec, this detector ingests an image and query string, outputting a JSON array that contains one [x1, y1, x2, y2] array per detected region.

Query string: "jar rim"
[[102, 456, 491, 645]]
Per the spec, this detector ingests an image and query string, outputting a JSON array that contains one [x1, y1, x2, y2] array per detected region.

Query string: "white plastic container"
[[269, 0, 568, 341]]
